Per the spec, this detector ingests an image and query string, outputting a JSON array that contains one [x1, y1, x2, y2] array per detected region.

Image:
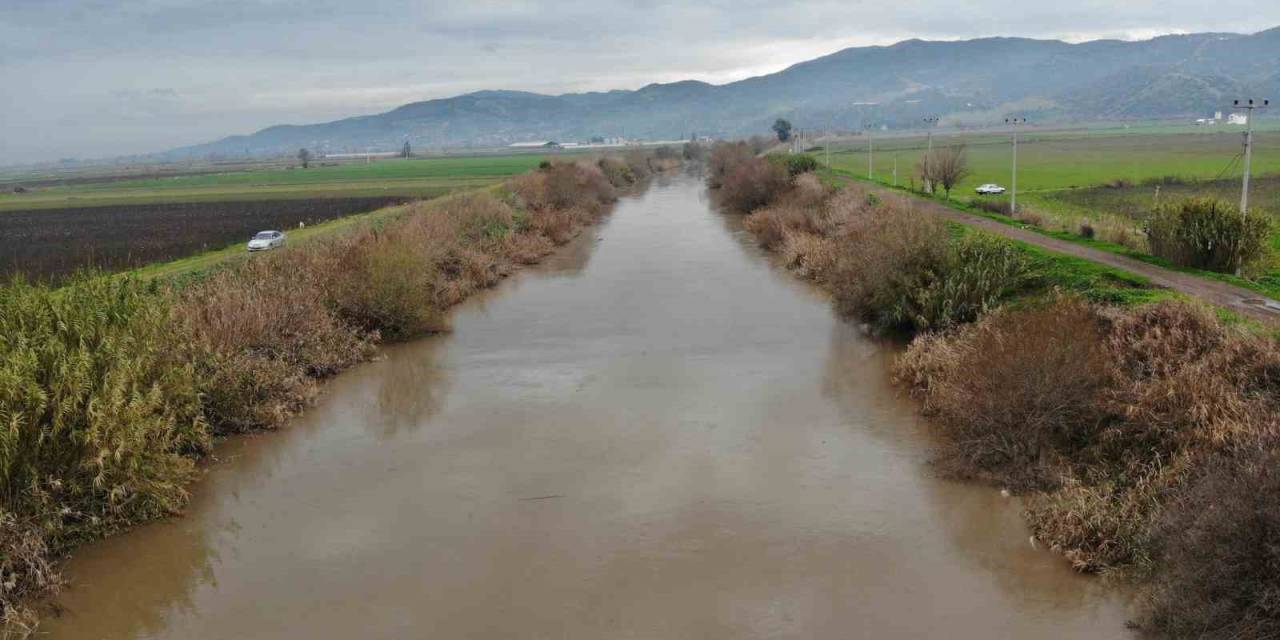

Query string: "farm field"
[[0, 154, 550, 281], [0, 197, 409, 282], [825, 124, 1280, 193], [0, 154, 547, 210], [1041, 174, 1280, 225]]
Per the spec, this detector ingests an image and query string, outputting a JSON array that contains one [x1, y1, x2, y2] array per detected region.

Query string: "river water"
[[44, 175, 1130, 639]]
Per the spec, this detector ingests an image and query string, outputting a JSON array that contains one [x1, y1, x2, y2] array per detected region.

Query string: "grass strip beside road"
[[828, 166, 1280, 308]]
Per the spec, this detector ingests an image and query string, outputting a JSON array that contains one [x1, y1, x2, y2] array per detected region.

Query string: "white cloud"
[[1, 0, 1277, 162]]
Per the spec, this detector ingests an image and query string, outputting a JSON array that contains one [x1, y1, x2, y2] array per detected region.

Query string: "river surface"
[[45, 175, 1131, 639]]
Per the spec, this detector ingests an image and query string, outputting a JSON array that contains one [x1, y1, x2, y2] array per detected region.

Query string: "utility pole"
[[1234, 99, 1270, 214], [866, 126, 874, 180], [826, 136, 832, 176], [893, 154, 899, 187], [1005, 117, 1027, 214], [922, 116, 939, 193]]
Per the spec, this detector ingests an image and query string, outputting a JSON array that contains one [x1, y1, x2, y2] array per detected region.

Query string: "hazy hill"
[[168, 27, 1280, 158]]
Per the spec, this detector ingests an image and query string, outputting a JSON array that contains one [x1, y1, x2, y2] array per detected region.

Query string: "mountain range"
[[169, 27, 1280, 158]]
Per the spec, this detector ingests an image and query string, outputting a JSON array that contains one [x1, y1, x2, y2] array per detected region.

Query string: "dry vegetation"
[[708, 140, 1280, 637], [0, 152, 674, 635], [897, 298, 1280, 637], [726, 163, 1030, 333]]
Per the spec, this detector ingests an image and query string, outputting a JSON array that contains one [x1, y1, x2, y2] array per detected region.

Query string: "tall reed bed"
[[0, 277, 205, 633], [0, 153, 671, 634]]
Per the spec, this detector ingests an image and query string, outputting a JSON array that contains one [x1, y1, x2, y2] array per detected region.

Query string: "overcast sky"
[[2, 0, 1278, 163]]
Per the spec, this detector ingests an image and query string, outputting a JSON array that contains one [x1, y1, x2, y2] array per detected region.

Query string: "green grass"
[[0, 155, 547, 211], [944, 221, 1176, 307], [826, 126, 1280, 194], [820, 123, 1280, 300], [945, 193, 1280, 300]]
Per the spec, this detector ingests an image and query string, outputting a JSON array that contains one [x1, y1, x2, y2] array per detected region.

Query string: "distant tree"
[[925, 144, 970, 199], [298, 148, 312, 168], [402, 141, 412, 158], [772, 118, 793, 142]]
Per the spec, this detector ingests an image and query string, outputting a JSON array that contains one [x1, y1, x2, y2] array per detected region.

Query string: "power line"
[[1212, 151, 1244, 182]]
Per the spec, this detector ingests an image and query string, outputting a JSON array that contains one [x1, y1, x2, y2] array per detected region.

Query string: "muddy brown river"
[[45, 175, 1131, 639]]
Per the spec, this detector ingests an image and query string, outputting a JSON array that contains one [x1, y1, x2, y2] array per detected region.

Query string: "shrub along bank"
[[0, 153, 675, 635], [709, 142, 1280, 638]]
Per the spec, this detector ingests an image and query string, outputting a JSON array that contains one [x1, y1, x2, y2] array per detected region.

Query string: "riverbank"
[[0, 151, 678, 635], [40, 174, 1129, 639], [710, 144, 1280, 637]]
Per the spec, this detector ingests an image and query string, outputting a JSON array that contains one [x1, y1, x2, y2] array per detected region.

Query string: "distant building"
[[509, 141, 553, 148], [321, 151, 400, 159], [1228, 113, 1249, 125]]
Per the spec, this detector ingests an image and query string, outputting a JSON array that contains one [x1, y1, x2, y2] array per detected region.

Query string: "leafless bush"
[[1098, 223, 1147, 252], [918, 144, 970, 198], [827, 203, 951, 328], [778, 230, 841, 282], [510, 161, 617, 213], [1142, 441, 1280, 638], [895, 297, 1111, 489], [707, 142, 756, 189], [1013, 207, 1046, 227], [969, 198, 1010, 215], [743, 203, 819, 251], [787, 172, 831, 208], [719, 157, 789, 213]]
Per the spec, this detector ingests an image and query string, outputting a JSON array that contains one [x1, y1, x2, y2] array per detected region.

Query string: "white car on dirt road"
[[247, 230, 286, 251], [975, 183, 1007, 195]]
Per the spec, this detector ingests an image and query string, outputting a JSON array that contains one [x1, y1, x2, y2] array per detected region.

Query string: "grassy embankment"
[[823, 125, 1280, 298], [0, 150, 679, 636], [712, 140, 1280, 638], [0, 155, 554, 283]]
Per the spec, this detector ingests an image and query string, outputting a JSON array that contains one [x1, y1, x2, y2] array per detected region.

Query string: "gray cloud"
[[2, 0, 1277, 162]]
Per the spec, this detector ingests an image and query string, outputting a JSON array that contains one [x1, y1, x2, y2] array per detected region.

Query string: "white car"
[[975, 183, 1007, 195], [247, 230, 286, 252]]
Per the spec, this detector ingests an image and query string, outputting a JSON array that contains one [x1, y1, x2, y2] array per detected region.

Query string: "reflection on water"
[[371, 338, 451, 437], [45, 176, 1131, 639]]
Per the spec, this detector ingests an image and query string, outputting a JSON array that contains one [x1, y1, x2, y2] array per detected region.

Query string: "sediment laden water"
[[44, 175, 1130, 639]]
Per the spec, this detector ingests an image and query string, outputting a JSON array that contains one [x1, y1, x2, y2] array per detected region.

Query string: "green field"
[[824, 123, 1280, 297], [0, 154, 547, 210], [826, 124, 1280, 194]]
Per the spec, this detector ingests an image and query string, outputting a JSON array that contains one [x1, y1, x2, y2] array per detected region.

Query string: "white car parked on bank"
[[247, 230, 286, 251], [975, 183, 1007, 195]]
